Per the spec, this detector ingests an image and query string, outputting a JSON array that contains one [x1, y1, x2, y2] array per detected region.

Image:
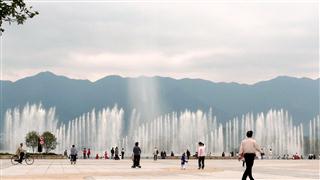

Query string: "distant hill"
[[1, 72, 319, 127]]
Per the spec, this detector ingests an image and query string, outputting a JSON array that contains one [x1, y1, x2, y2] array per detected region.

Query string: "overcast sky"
[[1, 0, 318, 83]]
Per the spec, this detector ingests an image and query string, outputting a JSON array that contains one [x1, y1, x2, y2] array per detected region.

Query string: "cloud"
[[1, 1, 318, 83]]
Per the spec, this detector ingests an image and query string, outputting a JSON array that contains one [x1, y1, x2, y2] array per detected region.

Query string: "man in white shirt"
[[153, 147, 158, 161], [238, 131, 261, 180], [269, 148, 273, 159]]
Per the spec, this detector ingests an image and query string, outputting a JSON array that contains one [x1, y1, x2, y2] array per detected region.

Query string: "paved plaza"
[[0, 159, 319, 180]]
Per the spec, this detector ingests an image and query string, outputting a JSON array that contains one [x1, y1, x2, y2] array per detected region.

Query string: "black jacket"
[[133, 146, 141, 155]]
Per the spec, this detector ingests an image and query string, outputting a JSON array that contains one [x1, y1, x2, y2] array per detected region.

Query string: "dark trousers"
[[70, 154, 77, 162], [242, 153, 255, 180], [121, 152, 124, 159], [133, 155, 141, 167], [19, 152, 25, 163], [154, 155, 157, 160], [198, 156, 205, 169], [115, 154, 120, 160], [83, 153, 86, 159]]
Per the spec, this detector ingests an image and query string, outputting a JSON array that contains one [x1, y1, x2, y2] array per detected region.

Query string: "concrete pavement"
[[0, 159, 319, 179]]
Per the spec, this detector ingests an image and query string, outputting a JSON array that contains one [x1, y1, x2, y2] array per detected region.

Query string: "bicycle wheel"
[[25, 155, 34, 165], [11, 155, 20, 165]]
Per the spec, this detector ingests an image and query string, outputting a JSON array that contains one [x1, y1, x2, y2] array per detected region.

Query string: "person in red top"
[[83, 148, 87, 159], [87, 148, 91, 159]]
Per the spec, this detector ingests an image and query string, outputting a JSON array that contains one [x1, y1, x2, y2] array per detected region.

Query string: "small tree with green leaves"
[[25, 131, 39, 152], [0, 0, 39, 32], [41, 131, 57, 153]]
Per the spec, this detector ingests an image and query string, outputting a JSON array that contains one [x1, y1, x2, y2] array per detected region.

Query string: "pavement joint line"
[[61, 160, 65, 174], [43, 160, 54, 175]]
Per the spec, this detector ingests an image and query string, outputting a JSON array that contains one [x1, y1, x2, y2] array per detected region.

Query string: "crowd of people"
[[63, 146, 126, 160], [15, 130, 317, 179]]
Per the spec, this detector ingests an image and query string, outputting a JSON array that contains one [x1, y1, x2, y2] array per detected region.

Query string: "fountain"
[[1, 103, 318, 156], [2, 103, 58, 152], [309, 115, 320, 155]]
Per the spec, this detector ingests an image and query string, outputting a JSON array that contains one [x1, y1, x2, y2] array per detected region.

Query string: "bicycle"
[[11, 153, 34, 165]]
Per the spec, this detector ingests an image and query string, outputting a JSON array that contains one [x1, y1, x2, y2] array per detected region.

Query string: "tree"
[[25, 131, 39, 152], [0, 0, 39, 32], [41, 131, 57, 153]]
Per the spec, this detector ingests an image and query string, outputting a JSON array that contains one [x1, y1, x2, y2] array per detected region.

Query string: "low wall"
[[0, 154, 236, 160], [142, 156, 237, 160], [0, 154, 65, 159]]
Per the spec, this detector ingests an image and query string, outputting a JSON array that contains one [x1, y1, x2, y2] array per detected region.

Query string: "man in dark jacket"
[[186, 149, 191, 160], [131, 142, 141, 168], [111, 147, 115, 159]]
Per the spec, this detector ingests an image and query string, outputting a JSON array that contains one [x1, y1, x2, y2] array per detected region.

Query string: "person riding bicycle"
[[15, 143, 26, 163]]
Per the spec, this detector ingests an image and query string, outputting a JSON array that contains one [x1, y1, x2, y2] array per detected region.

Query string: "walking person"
[[83, 148, 87, 159], [153, 147, 158, 161], [115, 147, 120, 160], [238, 130, 261, 180], [87, 148, 91, 159], [181, 152, 188, 170], [268, 148, 273, 159], [131, 142, 141, 168], [197, 142, 205, 170], [121, 148, 125, 159], [70, 145, 78, 165], [111, 147, 115, 159], [186, 149, 191, 160], [260, 148, 265, 160], [171, 151, 174, 157], [64, 149, 68, 158]]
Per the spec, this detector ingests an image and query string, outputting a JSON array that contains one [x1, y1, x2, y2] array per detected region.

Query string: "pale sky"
[[1, 0, 319, 83]]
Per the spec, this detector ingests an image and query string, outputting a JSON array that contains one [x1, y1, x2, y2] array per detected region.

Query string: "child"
[[181, 152, 188, 170]]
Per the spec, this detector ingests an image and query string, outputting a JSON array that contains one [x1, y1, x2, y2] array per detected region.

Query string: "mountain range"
[[0, 71, 319, 127]]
